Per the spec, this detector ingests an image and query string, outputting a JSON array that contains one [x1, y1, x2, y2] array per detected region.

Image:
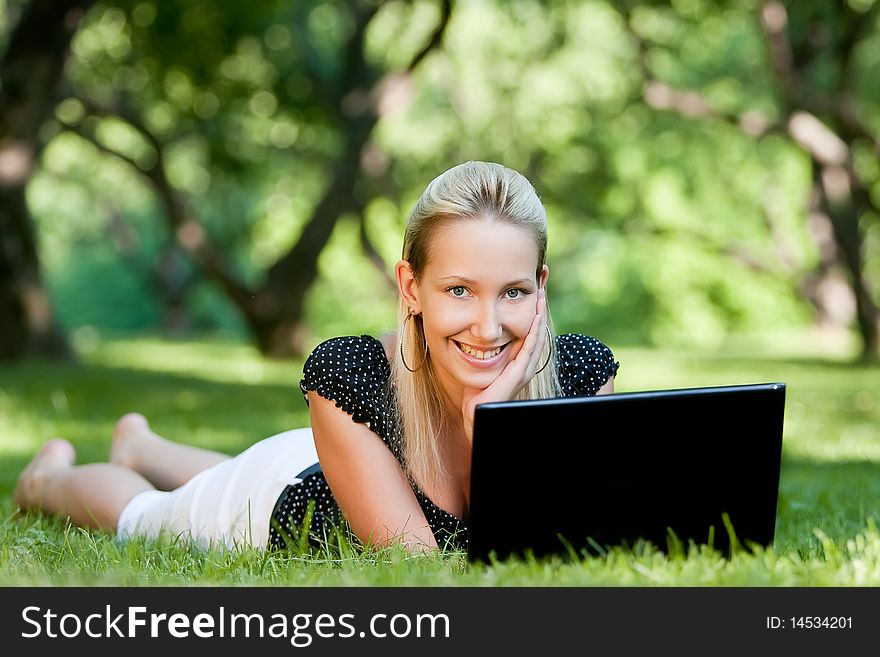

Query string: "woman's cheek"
[[424, 304, 467, 342], [436, 303, 471, 331], [507, 305, 536, 339]]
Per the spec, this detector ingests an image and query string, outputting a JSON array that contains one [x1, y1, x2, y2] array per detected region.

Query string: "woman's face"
[[401, 219, 549, 399]]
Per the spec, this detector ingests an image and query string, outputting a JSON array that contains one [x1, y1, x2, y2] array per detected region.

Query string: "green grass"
[[1, 334, 879, 585]]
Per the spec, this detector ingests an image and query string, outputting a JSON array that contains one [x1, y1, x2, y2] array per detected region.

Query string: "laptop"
[[466, 382, 786, 561]]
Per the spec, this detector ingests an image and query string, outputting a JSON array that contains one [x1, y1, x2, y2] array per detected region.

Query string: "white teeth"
[[458, 342, 502, 359]]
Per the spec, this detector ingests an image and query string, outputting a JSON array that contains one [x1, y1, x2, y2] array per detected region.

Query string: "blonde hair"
[[390, 161, 561, 489]]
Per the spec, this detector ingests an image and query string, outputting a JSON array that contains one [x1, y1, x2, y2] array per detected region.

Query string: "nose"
[[470, 299, 503, 343]]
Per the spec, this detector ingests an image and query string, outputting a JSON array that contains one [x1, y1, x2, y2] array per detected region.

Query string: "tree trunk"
[[0, 0, 93, 361], [250, 115, 377, 357], [814, 162, 879, 361], [66, 0, 452, 358], [248, 1, 452, 357]]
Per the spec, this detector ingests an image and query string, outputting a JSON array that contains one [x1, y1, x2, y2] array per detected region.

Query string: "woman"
[[14, 161, 619, 553]]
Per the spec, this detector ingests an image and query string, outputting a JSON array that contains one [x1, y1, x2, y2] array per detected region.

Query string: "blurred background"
[[1, 0, 878, 364]]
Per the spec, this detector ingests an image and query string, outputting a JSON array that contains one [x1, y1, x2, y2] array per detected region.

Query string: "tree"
[[617, 0, 880, 360], [0, 0, 93, 360], [59, 0, 452, 357], [21, 0, 877, 360]]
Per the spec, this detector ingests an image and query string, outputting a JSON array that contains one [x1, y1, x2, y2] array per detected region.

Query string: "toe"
[[42, 438, 76, 464], [114, 413, 148, 437]]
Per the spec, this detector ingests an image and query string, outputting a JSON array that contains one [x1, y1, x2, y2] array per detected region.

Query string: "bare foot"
[[110, 412, 155, 470], [14, 439, 76, 510]]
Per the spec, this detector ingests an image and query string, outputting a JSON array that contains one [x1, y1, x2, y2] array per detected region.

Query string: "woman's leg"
[[110, 413, 231, 491], [14, 439, 154, 532]]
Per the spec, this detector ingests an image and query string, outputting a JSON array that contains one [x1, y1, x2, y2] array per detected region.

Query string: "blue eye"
[[505, 288, 526, 300], [449, 286, 468, 297]]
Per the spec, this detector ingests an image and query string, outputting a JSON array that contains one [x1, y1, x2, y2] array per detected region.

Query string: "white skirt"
[[116, 427, 318, 550]]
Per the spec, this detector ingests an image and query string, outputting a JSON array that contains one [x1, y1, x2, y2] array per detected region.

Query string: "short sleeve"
[[556, 333, 620, 398], [299, 335, 391, 427]]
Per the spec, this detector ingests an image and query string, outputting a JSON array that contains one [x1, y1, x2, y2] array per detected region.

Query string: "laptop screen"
[[467, 383, 786, 561]]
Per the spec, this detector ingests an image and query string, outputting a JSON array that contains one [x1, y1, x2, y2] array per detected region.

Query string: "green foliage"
[[1, 336, 879, 585], [6, 0, 879, 349], [371, 0, 845, 344], [304, 216, 399, 346]]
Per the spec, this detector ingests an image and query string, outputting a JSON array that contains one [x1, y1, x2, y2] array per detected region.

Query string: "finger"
[[523, 288, 545, 346], [524, 324, 548, 379], [524, 290, 548, 362], [529, 287, 545, 332], [490, 327, 540, 394], [505, 291, 548, 382]]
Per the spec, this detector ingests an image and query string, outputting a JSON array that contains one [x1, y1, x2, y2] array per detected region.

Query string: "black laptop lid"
[[467, 383, 786, 561]]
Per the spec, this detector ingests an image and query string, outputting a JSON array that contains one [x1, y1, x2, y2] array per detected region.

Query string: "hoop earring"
[[399, 312, 428, 372], [535, 326, 554, 375]]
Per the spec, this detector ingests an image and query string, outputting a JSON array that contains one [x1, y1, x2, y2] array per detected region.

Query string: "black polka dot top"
[[268, 333, 620, 551]]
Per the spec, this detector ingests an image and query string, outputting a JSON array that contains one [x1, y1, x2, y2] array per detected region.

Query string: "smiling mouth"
[[453, 340, 509, 360]]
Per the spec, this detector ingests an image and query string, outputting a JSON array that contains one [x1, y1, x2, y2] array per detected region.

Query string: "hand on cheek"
[[461, 288, 548, 443]]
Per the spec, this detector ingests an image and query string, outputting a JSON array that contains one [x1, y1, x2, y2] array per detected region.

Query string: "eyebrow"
[[438, 276, 534, 287]]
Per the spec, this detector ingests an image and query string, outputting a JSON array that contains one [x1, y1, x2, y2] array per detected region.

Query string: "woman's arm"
[[378, 331, 396, 363], [308, 390, 438, 552], [596, 375, 615, 396]]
